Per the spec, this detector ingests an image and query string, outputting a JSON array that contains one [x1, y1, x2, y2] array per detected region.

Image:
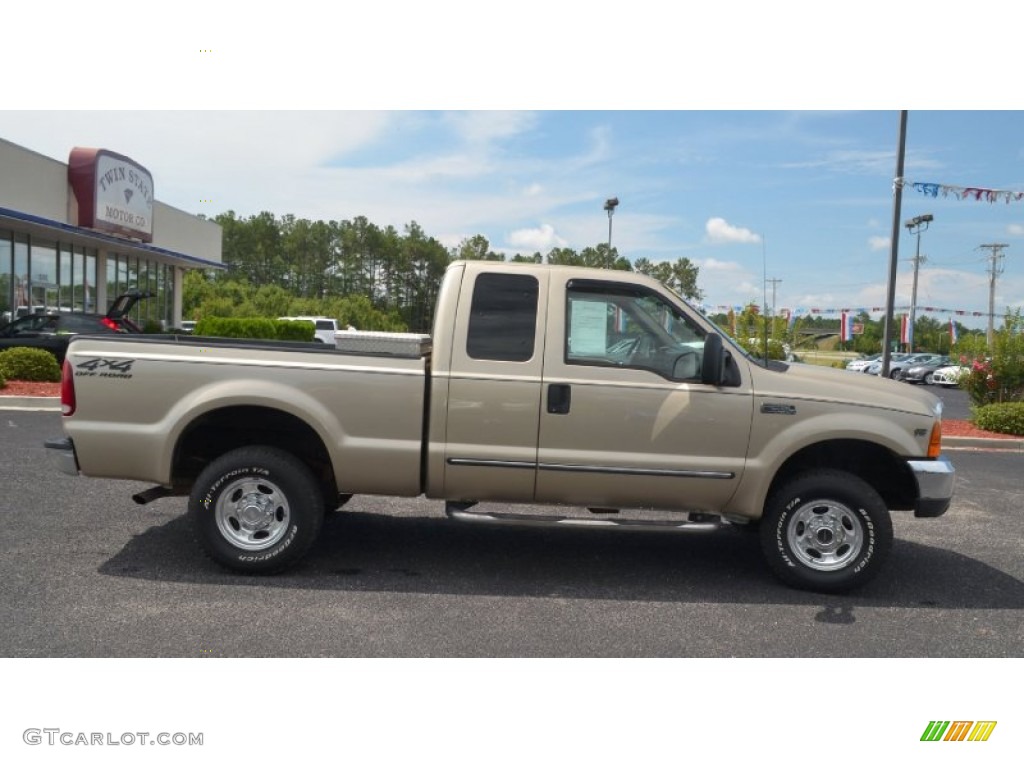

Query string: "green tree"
[[634, 257, 704, 301], [456, 234, 503, 262]]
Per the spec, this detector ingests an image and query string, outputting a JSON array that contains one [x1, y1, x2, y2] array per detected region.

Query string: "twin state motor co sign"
[[68, 147, 154, 242]]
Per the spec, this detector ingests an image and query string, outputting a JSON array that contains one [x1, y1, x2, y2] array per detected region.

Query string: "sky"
[[4, 3, 1021, 333], [5, 110, 1022, 330]]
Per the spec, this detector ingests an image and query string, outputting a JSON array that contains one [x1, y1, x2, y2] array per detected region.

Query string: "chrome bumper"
[[45, 436, 80, 476], [907, 456, 955, 518]]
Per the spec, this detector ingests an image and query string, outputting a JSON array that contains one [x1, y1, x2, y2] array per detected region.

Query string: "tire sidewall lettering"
[[237, 524, 300, 562], [202, 466, 272, 510]]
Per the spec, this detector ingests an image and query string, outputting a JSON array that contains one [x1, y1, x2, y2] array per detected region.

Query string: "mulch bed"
[[0, 380, 61, 397], [2, 381, 1020, 440]]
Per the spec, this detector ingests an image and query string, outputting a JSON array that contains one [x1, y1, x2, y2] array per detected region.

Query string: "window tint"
[[466, 273, 538, 362], [566, 281, 705, 380], [59, 314, 104, 333]]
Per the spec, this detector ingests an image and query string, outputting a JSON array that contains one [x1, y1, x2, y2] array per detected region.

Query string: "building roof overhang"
[[0, 206, 226, 270]]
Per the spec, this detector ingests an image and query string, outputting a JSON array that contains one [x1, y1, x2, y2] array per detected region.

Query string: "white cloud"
[[506, 224, 567, 252], [443, 111, 537, 145], [694, 257, 745, 273], [704, 217, 762, 245], [1008, 223, 1024, 236], [868, 236, 890, 251]]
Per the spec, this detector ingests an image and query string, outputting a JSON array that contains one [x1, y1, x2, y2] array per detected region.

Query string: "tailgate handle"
[[547, 383, 571, 415]]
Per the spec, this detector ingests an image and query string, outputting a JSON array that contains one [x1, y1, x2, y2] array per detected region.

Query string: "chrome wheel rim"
[[786, 500, 864, 571], [215, 477, 291, 551]]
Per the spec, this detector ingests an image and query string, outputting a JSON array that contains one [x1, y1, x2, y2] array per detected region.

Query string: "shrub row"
[[193, 317, 316, 342], [0, 347, 62, 383], [972, 402, 1024, 436]]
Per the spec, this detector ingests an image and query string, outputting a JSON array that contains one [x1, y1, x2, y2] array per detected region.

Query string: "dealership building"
[[1, 138, 223, 328]]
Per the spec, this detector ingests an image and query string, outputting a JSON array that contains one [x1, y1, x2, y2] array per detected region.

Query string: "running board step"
[[445, 508, 722, 533]]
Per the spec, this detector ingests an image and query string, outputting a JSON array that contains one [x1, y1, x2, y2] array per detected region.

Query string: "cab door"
[[535, 277, 753, 512], [440, 267, 549, 502]]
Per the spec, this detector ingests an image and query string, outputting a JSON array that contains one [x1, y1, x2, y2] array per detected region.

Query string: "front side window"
[[566, 281, 706, 380], [466, 273, 538, 362]]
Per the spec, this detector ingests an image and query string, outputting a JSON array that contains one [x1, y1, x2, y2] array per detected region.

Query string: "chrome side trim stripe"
[[539, 463, 734, 480], [447, 458, 536, 470], [446, 458, 733, 480]]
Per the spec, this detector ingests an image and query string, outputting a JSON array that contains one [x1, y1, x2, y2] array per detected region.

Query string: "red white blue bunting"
[[905, 179, 1024, 204]]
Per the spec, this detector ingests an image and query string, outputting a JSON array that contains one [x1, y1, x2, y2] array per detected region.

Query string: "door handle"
[[547, 383, 571, 414]]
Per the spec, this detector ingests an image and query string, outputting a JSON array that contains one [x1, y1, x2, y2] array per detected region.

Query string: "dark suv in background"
[[0, 289, 153, 365]]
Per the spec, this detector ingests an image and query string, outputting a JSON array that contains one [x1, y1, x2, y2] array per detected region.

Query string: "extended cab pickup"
[[46, 261, 955, 592]]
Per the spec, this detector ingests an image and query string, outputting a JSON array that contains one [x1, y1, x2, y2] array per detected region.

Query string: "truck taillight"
[[101, 317, 119, 331], [61, 359, 76, 416]]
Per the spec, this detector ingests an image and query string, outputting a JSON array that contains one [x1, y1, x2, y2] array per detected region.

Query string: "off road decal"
[[75, 358, 136, 379]]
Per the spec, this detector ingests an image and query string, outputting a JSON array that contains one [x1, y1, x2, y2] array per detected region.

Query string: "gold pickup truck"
[[46, 261, 954, 592]]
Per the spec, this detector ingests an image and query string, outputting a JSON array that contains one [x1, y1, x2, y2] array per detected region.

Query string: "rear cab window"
[[466, 273, 539, 362]]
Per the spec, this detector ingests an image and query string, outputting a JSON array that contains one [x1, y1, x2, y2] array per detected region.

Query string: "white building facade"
[[1, 138, 223, 328]]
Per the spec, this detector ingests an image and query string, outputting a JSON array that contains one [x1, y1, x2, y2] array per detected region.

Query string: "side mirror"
[[672, 351, 698, 380], [701, 333, 725, 386]]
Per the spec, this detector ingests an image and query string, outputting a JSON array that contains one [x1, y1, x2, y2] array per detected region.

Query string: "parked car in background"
[[864, 352, 913, 376], [931, 363, 970, 388], [846, 353, 882, 373], [179, 320, 197, 334], [902, 355, 952, 385], [0, 289, 153, 365], [891, 353, 946, 381]]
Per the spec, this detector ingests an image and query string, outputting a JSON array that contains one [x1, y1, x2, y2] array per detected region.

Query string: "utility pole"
[[980, 243, 1007, 347], [767, 277, 783, 339], [905, 214, 933, 351]]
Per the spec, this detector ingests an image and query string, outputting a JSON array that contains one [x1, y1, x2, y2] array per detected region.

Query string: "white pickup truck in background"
[[47, 261, 955, 592]]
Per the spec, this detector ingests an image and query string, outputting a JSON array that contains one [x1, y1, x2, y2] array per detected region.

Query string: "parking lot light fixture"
[[604, 197, 619, 250]]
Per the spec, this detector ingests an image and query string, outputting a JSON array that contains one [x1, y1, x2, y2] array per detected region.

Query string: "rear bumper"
[[45, 436, 79, 476], [908, 456, 955, 518]]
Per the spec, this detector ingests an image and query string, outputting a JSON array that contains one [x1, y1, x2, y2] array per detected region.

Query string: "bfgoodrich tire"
[[760, 471, 893, 593], [190, 446, 324, 574]]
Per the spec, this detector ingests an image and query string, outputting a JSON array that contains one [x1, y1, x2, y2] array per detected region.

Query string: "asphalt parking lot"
[[0, 407, 1020, 658]]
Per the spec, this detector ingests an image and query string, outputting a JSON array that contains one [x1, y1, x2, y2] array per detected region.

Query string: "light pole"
[[904, 213, 933, 351], [604, 197, 619, 250]]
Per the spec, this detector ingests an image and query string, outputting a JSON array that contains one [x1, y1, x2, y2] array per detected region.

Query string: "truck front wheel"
[[190, 446, 324, 574], [760, 471, 892, 592]]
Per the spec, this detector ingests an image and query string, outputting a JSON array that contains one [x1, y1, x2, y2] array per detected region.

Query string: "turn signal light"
[[927, 421, 942, 458]]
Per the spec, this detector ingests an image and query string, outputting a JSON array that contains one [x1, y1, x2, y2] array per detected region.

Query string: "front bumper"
[[907, 456, 955, 517], [45, 436, 80, 476]]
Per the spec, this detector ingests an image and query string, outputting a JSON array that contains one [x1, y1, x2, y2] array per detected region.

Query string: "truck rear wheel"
[[190, 446, 324, 574], [760, 471, 892, 593]]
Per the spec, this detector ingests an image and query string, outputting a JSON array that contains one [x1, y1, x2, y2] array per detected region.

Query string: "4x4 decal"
[[75, 358, 135, 378]]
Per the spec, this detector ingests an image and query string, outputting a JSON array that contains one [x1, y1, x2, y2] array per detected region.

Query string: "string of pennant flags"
[[903, 178, 1024, 204], [703, 305, 1001, 319], [711, 307, 964, 346]]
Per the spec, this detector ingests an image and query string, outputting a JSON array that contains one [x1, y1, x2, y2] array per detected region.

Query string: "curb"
[[0, 396, 61, 411], [0, 397, 1021, 449], [943, 435, 1024, 451]]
